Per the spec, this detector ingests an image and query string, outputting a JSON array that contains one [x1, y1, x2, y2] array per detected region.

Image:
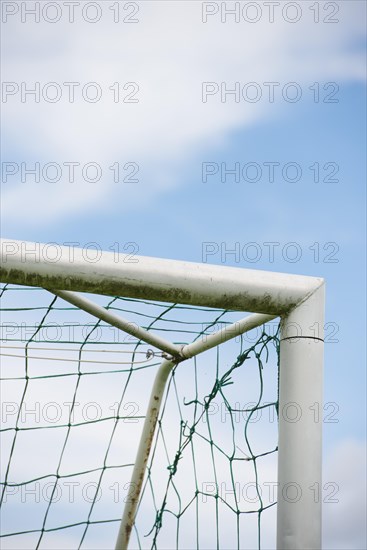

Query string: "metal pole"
[[115, 358, 176, 550], [115, 312, 274, 550], [50, 289, 181, 359], [277, 284, 325, 549], [0, 238, 323, 315], [181, 312, 276, 358], [0, 238, 326, 548]]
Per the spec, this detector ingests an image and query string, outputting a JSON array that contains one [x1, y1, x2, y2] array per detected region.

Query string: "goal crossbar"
[[0, 239, 323, 314], [0, 239, 325, 550]]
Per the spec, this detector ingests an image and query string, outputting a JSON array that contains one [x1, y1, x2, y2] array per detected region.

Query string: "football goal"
[[0, 239, 324, 550]]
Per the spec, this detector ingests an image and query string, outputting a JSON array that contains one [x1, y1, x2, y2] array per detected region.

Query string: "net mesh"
[[0, 284, 280, 550]]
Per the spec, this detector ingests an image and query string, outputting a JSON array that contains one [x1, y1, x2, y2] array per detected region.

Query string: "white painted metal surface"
[[0, 239, 325, 550], [0, 239, 323, 314], [115, 357, 175, 550], [51, 289, 182, 358], [181, 312, 276, 358], [277, 284, 324, 550]]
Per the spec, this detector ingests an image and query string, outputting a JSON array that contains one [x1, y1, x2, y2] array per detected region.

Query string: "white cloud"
[[1, 1, 365, 227], [323, 439, 367, 550]]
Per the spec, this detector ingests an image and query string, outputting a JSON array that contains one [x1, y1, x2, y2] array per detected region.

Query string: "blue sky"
[[1, 1, 366, 548]]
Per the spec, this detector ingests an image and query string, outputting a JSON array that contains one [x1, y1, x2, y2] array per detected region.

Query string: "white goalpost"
[[0, 239, 324, 550]]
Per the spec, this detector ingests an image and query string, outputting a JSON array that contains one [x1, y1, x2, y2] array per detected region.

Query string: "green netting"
[[0, 284, 280, 550]]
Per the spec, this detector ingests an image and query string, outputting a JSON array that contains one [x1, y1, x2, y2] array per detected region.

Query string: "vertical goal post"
[[0, 239, 325, 550]]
